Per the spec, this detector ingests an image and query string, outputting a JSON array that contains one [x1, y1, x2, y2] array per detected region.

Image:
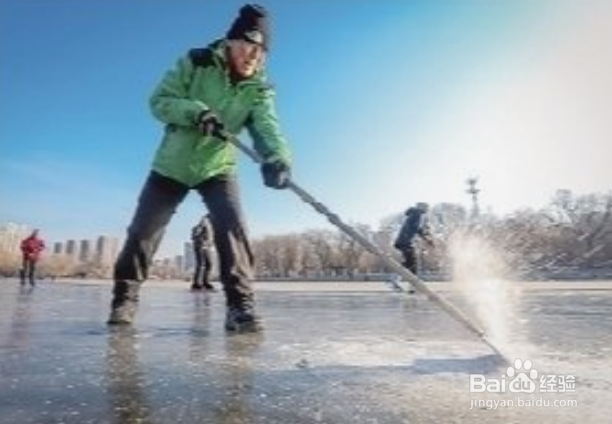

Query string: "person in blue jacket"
[[394, 203, 434, 276]]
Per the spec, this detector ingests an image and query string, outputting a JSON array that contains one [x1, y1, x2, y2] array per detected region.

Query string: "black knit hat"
[[226, 4, 270, 50]]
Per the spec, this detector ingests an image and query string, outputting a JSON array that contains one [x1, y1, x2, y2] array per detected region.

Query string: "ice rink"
[[1, 279, 610, 423]]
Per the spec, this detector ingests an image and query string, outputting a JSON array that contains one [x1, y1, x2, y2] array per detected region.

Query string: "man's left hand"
[[261, 161, 291, 189]]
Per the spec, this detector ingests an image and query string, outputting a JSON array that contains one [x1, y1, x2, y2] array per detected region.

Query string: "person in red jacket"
[[20, 229, 45, 286]]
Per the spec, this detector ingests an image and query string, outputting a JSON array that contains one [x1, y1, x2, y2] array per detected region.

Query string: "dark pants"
[[20, 258, 37, 285], [399, 240, 420, 276], [193, 246, 213, 288], [113, 171, 254, 309]]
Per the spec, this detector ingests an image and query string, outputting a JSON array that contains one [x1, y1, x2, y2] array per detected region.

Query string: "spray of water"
[[448, 230, 533, 360]]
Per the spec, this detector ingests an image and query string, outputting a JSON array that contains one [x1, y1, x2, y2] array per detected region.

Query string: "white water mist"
[[449, 230, 531, 359]]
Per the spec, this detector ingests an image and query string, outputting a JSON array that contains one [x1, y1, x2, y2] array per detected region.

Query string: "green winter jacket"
[[149, 39, 291, 187]]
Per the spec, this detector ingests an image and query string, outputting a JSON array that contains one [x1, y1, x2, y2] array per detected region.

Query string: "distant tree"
[[252, 234, 304, 278], [0, 247, 20, 276], [38, 254, 78, 278], [548, 190, 612, 268], [336, 223, 371, 277], [302, 229, 339, 276], [252, 236, 281, 277]]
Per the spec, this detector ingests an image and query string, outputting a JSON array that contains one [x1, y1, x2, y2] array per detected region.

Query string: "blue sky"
[[1, 0, 610, 257]]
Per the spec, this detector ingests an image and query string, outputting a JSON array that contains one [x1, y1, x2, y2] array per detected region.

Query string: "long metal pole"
[[229, 135, 503, 357]]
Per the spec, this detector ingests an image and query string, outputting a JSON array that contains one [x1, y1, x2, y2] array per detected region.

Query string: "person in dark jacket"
[[191, 214, 216, 291], [394, 203, 434, 276], [20, 229, 45, 286], [107, 4, 292, 332]]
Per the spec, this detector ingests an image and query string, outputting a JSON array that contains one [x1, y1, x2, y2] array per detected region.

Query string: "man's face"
[[227, 39, 265, 79]]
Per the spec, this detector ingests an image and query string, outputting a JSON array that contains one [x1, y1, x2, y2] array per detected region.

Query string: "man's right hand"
[[196, 110, 224, 137]]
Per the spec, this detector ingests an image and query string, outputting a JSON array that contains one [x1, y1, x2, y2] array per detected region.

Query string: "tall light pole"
[[466, 177, 480, 219]]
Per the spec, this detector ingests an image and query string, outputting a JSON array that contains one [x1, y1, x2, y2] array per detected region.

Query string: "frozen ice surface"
[[0, 278, 610, 423]]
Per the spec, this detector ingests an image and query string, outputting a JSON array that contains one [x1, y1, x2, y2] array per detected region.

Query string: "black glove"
[[196, 110, 224, 137], [261, 161, 291, 189]]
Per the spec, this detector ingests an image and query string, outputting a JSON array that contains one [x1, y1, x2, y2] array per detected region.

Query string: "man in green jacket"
[[108, 4, 291, 332]]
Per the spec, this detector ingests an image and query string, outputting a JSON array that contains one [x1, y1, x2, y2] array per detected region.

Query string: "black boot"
[[107, 280, 141, 326], [203, 282, 217, 292], [225, 303, 262, 333]]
